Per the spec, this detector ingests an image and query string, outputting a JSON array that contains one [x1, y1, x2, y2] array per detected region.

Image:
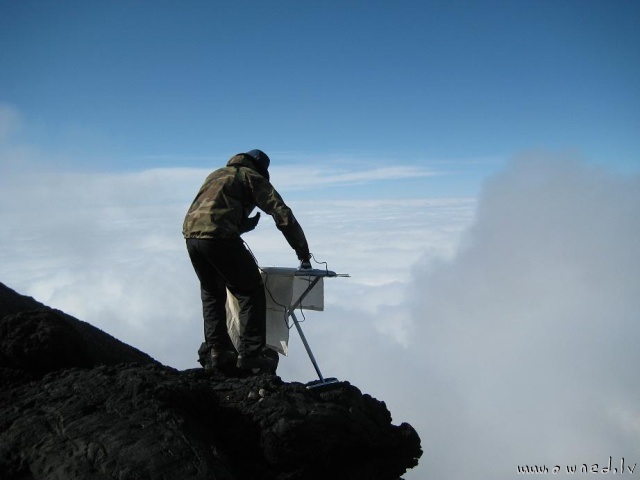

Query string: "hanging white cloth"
[[226, 267, 324, 355]]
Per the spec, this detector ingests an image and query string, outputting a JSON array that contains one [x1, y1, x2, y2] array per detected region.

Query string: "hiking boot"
[[236, 347, 278, 373], [210, 348, 238, 369]]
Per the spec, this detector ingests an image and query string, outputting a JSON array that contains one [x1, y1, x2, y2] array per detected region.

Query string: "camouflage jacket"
[[182, 154, 310, 260]]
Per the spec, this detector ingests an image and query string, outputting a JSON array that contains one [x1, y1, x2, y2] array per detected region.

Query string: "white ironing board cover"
[[226, 267, 324, 355]]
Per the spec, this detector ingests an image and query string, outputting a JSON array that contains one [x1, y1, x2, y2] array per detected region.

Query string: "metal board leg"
[[287, 273, 342, 389], [289, 310, 325, 383]]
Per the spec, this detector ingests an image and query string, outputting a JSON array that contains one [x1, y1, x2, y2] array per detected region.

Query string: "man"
[[183, 149, 311, 373]]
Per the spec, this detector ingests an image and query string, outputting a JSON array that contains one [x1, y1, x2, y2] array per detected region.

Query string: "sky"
[[1, 1, 639, 479]]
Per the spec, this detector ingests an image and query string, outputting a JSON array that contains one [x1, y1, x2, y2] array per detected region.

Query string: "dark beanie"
[[245, 149, 270, 171]]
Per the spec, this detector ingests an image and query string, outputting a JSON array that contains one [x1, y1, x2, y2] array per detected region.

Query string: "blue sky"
[[2, 2, 640, 479], [2, 0, 638, 179]]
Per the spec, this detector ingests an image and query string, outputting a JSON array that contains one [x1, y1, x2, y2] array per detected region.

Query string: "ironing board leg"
[[289, 310, 325, 383]]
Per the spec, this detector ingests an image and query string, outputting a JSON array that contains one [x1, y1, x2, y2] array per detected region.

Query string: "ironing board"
[[262, 267, 348, 388], [226, 267, 348, 388]]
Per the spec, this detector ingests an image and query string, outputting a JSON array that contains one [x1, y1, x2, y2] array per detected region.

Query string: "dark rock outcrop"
[[0, 281, 422, 480]]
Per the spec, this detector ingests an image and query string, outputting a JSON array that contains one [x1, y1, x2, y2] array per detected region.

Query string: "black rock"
[[0, 281, 422, 480]]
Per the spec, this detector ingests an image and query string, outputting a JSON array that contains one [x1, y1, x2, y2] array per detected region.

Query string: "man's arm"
[[244, 170, 311, 260]]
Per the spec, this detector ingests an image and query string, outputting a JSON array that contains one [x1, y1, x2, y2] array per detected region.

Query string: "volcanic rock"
[[0, 281, 422, 479]]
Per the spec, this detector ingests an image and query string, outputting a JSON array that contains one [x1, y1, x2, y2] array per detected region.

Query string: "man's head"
[[245, 149, 270, 176]]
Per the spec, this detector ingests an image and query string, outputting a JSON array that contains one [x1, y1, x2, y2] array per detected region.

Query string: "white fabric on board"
[[226, 267, 324, 355]]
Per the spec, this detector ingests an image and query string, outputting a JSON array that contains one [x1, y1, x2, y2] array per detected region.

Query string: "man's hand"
[[239, 212, 261, 233], [299, 258, 312, 270]]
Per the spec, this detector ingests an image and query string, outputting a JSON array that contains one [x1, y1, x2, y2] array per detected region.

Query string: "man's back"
[[182, 165, 249, 239]]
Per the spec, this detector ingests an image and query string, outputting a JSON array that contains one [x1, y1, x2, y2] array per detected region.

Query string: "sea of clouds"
[[2, 106, 638, 479]]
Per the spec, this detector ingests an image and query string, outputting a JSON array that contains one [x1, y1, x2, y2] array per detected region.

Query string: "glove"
[[299, 258, 312, 270], [239, 212, 260, 233]]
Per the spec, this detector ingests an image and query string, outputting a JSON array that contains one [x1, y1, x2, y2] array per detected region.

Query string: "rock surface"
[[0, 281, 422, 480]]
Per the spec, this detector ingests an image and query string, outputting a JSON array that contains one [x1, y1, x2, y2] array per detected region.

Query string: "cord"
[[242, 239, 289, 318], [242, 240, 329, 329], [310, 253, 329, 274]]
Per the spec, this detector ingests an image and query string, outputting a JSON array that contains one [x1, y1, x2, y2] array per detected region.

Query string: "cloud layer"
[[401, 154, 640, 478], [277, 153, 640, 479], [0, 156, 472, 373], [1, 145, 638, 479]]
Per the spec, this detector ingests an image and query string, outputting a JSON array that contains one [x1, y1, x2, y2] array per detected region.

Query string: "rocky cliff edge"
[[0, 281, 422, 480]]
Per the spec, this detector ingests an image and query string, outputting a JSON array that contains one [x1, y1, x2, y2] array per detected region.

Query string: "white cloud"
[[271, 163, 441, 190], [262, 153, 640, 480], [0, 158, 473, 379], [4, 129, 637, 480], [396, 153, 640, 479]]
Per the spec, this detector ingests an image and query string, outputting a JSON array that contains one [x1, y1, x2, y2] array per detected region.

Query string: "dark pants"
[[186, 237, 266, 356]]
